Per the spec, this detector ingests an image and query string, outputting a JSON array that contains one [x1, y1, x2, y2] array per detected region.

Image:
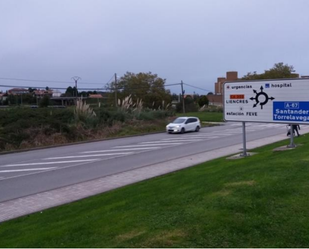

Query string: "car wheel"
[[195, 126, 200, 132], [181, 128, 185, 134]]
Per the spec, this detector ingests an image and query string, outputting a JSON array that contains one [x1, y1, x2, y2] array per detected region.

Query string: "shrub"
[[200, 105, 223, 113], [0, 104, 175, 151], [136, 109, 173, 120], [111, 111, 127, 123], [39, 96, 50, 107]]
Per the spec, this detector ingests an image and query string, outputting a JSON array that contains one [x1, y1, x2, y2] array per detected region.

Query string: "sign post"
[[241, 122, 247, 156], [288, 124, 295, 148]]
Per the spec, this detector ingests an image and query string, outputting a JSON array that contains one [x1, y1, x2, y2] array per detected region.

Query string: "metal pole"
[[75, 80, 77, 100], [242, 121, 247, 157], [288, 124, 295, 148], [115, 73, 118, 107], [71, 76, 81, 102], [181, 80, 185, 114]]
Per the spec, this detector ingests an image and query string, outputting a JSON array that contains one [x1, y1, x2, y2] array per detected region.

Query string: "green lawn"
[[1, 136, 309, 247], [176, 111, 224, 122]]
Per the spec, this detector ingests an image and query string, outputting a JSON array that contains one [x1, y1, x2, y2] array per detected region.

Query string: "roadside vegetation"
[[0, 105, 221, 152], [0, 62, 296, 152], [0, 71, 219, 152], [0, 96, 222, 152], [0, 136, 308, 247], [0, 100, 174, 152]]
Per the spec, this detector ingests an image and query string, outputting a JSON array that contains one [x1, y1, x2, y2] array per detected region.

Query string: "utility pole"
[[71, 76, 81, 101], [114, 73, 118, 107], [181, 80, 185, 114]]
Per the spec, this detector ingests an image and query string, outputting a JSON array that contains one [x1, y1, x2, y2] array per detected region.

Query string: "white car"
[[166, 116, 201, 134]]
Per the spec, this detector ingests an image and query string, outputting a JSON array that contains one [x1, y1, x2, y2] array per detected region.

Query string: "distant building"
[[7, 88, 28, 95], [52, 90, 61, 97], [210, 71, 239, 106], [89, 94, 103, 99], [33, 89, 53, 97], [214, 71, 238, 95], [207, 95, 223, 107]]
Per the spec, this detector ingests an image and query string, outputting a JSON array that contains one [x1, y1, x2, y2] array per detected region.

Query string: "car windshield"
[[172, 118, 186, 124]]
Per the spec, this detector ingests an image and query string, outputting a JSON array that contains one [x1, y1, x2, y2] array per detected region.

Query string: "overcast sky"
[[1, 0, 309, 94]]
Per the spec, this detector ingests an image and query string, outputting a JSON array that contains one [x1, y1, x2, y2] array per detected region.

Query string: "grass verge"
[[1, 136, 308, 247]]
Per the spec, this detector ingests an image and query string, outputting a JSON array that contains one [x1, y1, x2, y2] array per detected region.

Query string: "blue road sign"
[[273, 101, 309, 122]]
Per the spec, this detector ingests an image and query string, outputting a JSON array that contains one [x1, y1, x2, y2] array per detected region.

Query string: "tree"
[[176, 96, 198, 112], [198, 95, 209, 107], [107, 72, 172, 109], [242, 62, 298, 80], [28, 87, 37, 93], [22, 93, 36, 104], [39, 95, 50, 107], [171, 93, 179, 102], [64, 86, 78, 97]]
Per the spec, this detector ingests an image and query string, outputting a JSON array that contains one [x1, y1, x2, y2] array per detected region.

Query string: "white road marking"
[[114, 143, 182, 148], [3, 159, 99, 167], [0, 168, 56, 173], [188, 134, 220, 137], [81, 147, 161, 154], [162, 137, 194, 140], [163, 136, 209, 139], [221, 129, 242, 133], [188, 136, 220, 139], [141, 140, 201, 144], [212, 133, 235, 136], [44, 152, 133, 160], [162, 134, 219, 142]]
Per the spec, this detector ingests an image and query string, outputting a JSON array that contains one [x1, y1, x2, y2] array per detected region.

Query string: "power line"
[[0, 83, 176, 91], [105, 74, 115, 84], [0, 78, 212, 93], [0, 76, 182, 87], [0, 76, 113, 86], [0, 84, 109, 91], [183, 83, 211, 92], [0, 77, 71, 84], [0, 83, 180, 92], [0, 76, 211, 92]]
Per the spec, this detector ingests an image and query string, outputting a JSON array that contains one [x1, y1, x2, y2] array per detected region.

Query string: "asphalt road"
[[0, 122, 288, 202]]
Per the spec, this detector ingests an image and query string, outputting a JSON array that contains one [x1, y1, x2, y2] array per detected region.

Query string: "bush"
[[0, 108, 76, 150], [39, 96, 50, 107], [0, 105, 175, 151], [136, 109, 173, 121], [95, 108, 128, 126], [200, 105, 223, 113], [111, 111, 127, 123], [176, 102, 199, 113]]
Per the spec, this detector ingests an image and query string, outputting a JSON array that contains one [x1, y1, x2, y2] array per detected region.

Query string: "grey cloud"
[[1, 0, 309, 93]]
